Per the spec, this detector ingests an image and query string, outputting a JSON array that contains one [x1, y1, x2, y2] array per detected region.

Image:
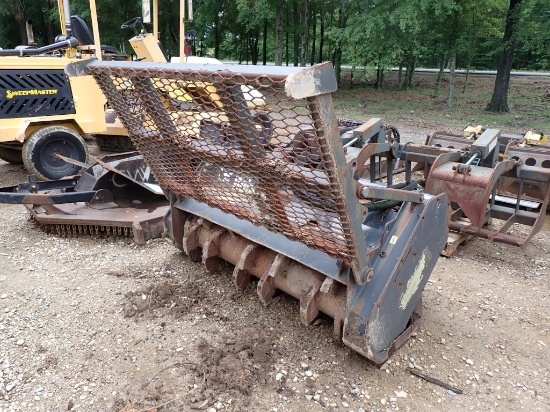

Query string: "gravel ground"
[[0, 135, 549, 412]]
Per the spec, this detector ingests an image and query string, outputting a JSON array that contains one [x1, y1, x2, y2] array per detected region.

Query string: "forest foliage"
[[0, 0, 549, 110]]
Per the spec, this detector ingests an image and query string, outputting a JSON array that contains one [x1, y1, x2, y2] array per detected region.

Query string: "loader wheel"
[[22, 126, 88, 180], [0, 145, 23, 164]]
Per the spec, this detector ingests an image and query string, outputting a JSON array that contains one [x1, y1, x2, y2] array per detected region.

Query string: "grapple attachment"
[[419, 130, 550, 250], [85, 60, 449, 363]]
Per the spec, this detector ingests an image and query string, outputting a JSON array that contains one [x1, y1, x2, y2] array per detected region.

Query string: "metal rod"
[[464, 151, 480, 166], [58, 0, 66, 34], [153, 0, 158, 40], [489, 182, 497, 208], [407, 368, 463, 394], [63, 0, 72, 35], [515, 180, 524, 213], [187, 0, 194, 21], [358, 184, 423, 204], [343, 137, 359, 148], [89, 0, 102, 61], [0, 191, 98, 205], [26, 20, 36, 46], [405, 159, 412, 182], [179, 0, 186, 60], [457, 152, 480, 173]]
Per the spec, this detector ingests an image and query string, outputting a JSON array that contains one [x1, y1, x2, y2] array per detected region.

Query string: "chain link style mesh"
[[91, 65, 359, 263]]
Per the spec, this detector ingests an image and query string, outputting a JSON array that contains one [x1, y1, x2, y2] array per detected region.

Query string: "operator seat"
[[70, 15, 117, 54]]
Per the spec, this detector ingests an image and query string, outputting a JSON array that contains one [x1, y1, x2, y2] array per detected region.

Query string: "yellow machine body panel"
[[0, 56, 74, 70], [0, 56, 106, 142], [129, 33, 167, 63]]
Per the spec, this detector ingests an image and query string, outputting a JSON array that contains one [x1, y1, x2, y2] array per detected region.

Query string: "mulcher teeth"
[[34, 221, 133, 239]]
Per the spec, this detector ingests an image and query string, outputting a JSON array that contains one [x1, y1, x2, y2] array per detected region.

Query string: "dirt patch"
[[123, 280, 204, 319], [113, 327, 274, 412], [194, 326, 273, 395], [114, 366, 196, 412]]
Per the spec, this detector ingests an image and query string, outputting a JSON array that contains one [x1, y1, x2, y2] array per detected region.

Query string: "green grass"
[[332, 72, 550, 134]]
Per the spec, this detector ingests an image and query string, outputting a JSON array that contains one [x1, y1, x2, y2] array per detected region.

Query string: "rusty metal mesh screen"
[[90, 65, 359, 262]]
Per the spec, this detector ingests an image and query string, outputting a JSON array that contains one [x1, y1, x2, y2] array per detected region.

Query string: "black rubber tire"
[[22, 126, 89, 180], [0, 145, 23, 164]]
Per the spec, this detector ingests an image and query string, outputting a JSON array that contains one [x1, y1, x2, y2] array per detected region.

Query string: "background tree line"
[[0, 0, 549, 111]]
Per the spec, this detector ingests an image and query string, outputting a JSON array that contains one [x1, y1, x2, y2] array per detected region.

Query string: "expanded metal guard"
[[88, 62, 369, 276]]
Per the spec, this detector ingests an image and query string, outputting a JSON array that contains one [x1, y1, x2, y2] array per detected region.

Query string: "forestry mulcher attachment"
[[78, 60, 450, 363]]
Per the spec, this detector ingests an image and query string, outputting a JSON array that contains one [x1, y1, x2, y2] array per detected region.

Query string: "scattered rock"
[[394, 390, 408, 398]]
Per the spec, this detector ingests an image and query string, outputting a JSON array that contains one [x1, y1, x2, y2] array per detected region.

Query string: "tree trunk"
[[407, 52, 416, 88], [376, 68, 385, 90], [333, 2, 346, 87], [435, 52, 445, 96], [255, 35, 260, 64], [38, 2, 55, 45], [334, 47, 342, 87], [487, 0, 523, 113], [300, 0, 309, 67], [463, 67, 471, 94], [398, 59, 403, 88], [310, 3, 316, 66], [318, 5, 324, 63], [375, 53, 384, 90], [293, 1, 299, 66], [214, 13, 220, 59], [446, 40, 457, 108], [327, 7, 333, 64], [13, 2, 27, 45], [250, 30, 259, 65], [462, 5, 478, 94], [349, 46, 356, 89], [262, 20, 268, 65], [238, 36, 243, 64], [402, 51, 412, 89], [275, 1, 283, 66], [402, 50, 416, 89], [285, 8, 289, 66]]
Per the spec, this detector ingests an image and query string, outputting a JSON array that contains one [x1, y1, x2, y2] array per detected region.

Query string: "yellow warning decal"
[[5, 89, 58, 99]]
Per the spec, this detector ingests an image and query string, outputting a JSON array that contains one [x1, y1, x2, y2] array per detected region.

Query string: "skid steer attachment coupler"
[[83, 60, 449, 363]]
